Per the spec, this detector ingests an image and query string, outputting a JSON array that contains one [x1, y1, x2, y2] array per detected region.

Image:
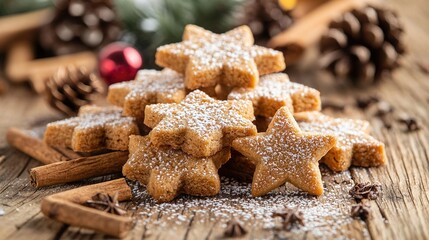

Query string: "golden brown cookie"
[[228, 73, 321, 117], [107, 69, 186, 120], [123, 135, 231, 202], [44, 105, 139, 152], [156, 24, 285, 90], [294, 111, 387, 172], [232, 106, 336, 196], [144, 90, 257, 157]]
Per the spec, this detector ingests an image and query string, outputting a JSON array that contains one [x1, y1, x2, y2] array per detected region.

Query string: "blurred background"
[[0, 0, 407, 117]]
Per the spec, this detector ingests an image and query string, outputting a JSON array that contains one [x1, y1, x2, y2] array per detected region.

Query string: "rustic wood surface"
[[1, 0, 428, 239]]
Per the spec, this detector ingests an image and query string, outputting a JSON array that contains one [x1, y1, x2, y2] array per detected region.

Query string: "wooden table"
[[1, 0, 428, 239]]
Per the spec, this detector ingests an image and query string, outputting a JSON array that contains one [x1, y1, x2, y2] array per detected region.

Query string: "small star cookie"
[[156, 24, 285, 90], [228, 73, 321, 117], [232, 106, 336, 196], [44, 105, 139, 152], [294, 111, 387, 172], [107, 69, 186, 120], [123, 135, 231, 202], [144, 90, 257, 157]]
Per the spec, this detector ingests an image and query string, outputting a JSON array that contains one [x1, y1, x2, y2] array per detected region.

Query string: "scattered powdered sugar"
[[128, 168, 359, 239]]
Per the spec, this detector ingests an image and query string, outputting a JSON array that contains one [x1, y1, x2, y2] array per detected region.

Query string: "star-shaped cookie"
[[44, 105, 139, 152], [122, 135, 231, 202], [232, 106, 336, 196], [144, 90, 257, 157], [156, 24, 285, 90], [294, 111, 387, 172], [228, 73, 321, 117], [107, 69, 186, 120]]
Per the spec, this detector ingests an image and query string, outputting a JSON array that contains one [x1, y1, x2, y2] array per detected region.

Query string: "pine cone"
[[45, 66, 106, 116], [40, 0, 121, 55], [320, 5, 405, 86], [237, 0, 294, 43]]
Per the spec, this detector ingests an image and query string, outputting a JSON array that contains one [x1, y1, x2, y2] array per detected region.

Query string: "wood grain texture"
[[1, 0, 429, 239]]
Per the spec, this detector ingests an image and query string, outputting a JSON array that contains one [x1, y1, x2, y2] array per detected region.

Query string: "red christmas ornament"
[[98, 42, 143, 85]]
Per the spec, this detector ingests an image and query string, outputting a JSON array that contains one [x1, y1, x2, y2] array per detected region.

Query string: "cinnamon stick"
[[30, 151, 129, 188], [268, 0, 373, 64], [52, 146, 83, 160], [5, 37, 34, 82], [41, 178, 133, 238], [6, 127, 68, 164], [0, 9, 51, 50]]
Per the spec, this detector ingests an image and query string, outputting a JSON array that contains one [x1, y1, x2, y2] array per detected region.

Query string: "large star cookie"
[[123, 135, 231, 202], [44, 105, 139, 152], [232, 107, 336, 196], [294, 111, 387, 172], [228, 73, 321, 117], [107, 69, 186, 120], [156, 24, 285, 90], [144, 90, 257, 157]]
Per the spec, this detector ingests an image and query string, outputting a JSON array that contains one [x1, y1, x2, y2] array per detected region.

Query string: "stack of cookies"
[[44, 25, 387, 203]]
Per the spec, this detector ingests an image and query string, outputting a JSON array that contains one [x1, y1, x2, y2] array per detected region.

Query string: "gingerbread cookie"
[[44, 105, 139, 152], [123, 135, 231, 202], [144, 90, 257, 157], [156, 24, 285, 90], [294, 111, 387, 171], [107, 69, 186, 120], [228, 73, 321, 117], [232, 106, 336, 196]]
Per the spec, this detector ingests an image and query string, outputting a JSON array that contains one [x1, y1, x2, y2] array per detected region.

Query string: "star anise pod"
[[272, 207, 305, 231], [351, 203, 371, 221], [356, 95, 380, 110], [85, 192, 127, 216], [223, 219, 247, 238], [349, 183, 382, 201], [397, 116, 421, 132]]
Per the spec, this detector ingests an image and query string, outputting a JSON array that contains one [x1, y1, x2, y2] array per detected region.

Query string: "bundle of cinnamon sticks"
[[7, 128, 128, 187], [7, 127, 133, 237]]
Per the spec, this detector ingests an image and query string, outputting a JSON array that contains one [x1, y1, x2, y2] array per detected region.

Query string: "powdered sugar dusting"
[[110, 69, 185, 102], [295, 111, 386, 170], [123, 136, 230, 202], [296, 111, 378, 147], [232, 107, 335, 195], [145, 90, 256, 156], [228, 73, 320, 116], [158, 25, 283, 88], [128, 168, 361, 239], [48, 105, 135, 130]]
